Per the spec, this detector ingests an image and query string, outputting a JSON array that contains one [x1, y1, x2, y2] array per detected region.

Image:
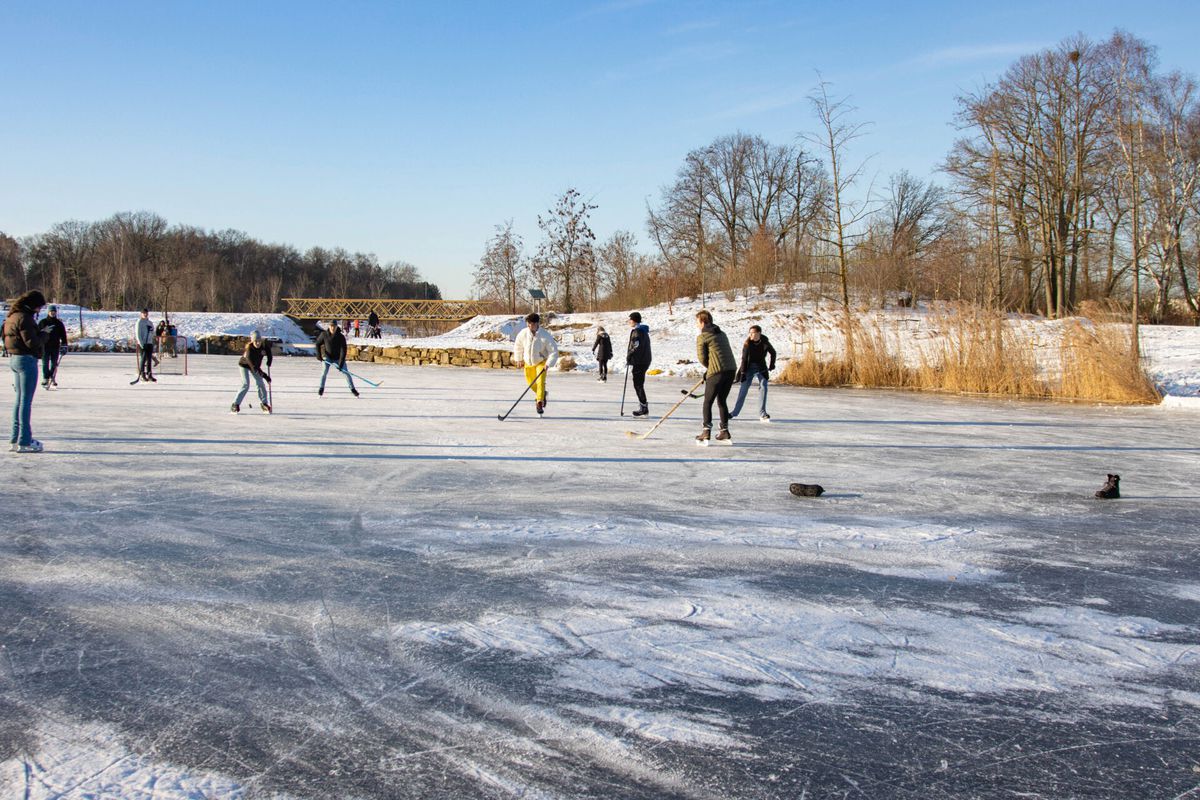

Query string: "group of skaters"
[[229, 319, 360, 414], [5, 287, 777, 451], [336, 310, 383, 340], [525, 308, 776, 443]]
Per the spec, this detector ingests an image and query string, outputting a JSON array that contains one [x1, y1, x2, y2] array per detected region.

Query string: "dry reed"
[[776, 304, 1160, 405]]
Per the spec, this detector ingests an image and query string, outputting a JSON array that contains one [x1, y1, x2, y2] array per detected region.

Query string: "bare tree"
[[472, 221, 526, 313], [536, 188, 597, 313], [803, 78, 875, 357]]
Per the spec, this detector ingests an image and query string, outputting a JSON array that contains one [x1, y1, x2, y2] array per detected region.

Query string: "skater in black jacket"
[[315, 322, 358, 397], [592, 327, 612, 382], [232, 331, 273, 413], [626, 312, 652, 415], [730, 325, 777, 421], [37, 305, 69, 388]]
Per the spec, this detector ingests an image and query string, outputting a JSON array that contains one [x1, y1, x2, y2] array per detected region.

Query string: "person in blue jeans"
[[3, 290, 48, 452], [315, 322, 358, 397], [730, 325, 777, 422]]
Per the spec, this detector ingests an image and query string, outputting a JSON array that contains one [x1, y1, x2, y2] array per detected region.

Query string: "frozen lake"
[[2, 353, 1199, 799]]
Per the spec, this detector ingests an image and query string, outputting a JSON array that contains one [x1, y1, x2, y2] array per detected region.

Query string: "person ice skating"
[[367, 310, 380, 338], [4, 290, 47, 452], [512, 312, 558, 415], [694, 309, 737, 444], [626, 311, 652, 416], [37, 305, 68, 388], [316, 322, 358, 397], [353, 319, 360, 338], [592, 326, 612, 382], [232, 331, 273, 413], [730, 325, 777, 421], [135, 308, 156, 382]]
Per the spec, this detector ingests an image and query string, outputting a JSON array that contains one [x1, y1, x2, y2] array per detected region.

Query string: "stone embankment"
[[347, 344, 516, 368]]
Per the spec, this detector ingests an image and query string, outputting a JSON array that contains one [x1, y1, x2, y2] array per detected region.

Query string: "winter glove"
[[735, 371, 745, 383], [261, 372, 271, 383]]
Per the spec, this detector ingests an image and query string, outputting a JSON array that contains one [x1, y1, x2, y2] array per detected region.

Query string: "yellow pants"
[[523, 363, 548, 402]]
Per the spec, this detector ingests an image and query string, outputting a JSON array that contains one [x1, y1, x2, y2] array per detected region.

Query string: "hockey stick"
[[497, 365, 547, 421], [324, 360, 382, 388], [619, 366, 630, 415], [266, 362, 273, 412], [626, 377, 705, 440]]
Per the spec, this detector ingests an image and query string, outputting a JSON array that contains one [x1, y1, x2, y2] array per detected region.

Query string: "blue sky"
[[3, 0, 1198, 298]]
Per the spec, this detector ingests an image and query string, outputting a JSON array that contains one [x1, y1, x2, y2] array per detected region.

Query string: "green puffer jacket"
[[696, 324, 737, 376]]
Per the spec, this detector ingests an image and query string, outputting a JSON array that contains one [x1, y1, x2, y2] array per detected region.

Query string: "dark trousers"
[[598, 359, 608, 379], [702, 370, 736, 430], [41, 350, 61, 382], [139, 344, 155, 378], [631, 364, 648, 405]]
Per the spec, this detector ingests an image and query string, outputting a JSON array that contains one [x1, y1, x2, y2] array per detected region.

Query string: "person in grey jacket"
[[134, 309, 156, 382], [3, 290, 47, 452]]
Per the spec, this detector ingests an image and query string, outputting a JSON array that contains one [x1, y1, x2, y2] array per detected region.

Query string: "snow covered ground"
[[1, 353, 1198, 798]]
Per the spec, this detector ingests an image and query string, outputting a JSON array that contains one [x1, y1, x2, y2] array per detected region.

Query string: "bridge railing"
[[282, 298, 495, 322]]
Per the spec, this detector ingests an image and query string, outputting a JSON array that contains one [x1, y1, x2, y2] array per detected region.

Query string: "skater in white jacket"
[[512, 313, 558, 415]]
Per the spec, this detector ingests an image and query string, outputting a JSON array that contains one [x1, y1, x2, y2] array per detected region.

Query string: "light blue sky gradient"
[[3, 1, 1198, 297]]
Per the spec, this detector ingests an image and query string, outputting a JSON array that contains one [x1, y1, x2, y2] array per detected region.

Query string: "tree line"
[[474, 31, 1200, 325], [0, 211, 440, 313]]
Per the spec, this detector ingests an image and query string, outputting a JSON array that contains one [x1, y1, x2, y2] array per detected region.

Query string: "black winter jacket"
[[626, 324, 652, 366], [316, 329, 348, 367], [239, 341, 273, 375], [737, 335, 776, 380], [38, 316, 69, 352], [592, 332, 612, 361]]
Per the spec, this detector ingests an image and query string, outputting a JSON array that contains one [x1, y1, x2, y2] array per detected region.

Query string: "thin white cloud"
[[665, 19, 721, 36], [594, 43, 740, 88], [906, 42, 1048, 69]]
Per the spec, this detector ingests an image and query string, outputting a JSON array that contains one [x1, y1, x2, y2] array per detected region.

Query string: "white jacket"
[[513, 326, 558, 368]]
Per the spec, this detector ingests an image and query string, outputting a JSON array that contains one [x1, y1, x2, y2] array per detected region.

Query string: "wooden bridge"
[[282, 298, 493, 323]]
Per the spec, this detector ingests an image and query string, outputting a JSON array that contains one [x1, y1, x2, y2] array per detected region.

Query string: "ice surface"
[[1, 353, 1198, 798]]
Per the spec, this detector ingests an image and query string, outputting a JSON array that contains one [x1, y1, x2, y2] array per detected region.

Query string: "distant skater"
[[626, 311, 652, 416], [232, 331, 273, 413], [694, 310, 737, 444], [730, 325, 777, 422], [4, 290, 47, 452], [37, 304, 69, 388], [316, 322, 358, 397], [592, 326, 612, 382], [368, 310, 381, 338], [135, 308, 156, 382], [512, 313, 558, 415]]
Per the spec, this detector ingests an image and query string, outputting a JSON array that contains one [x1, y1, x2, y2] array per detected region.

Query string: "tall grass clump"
[[1055, 318, 1160, 404], [914, 304, 1046, 397], [777, 302, 1160, 405]]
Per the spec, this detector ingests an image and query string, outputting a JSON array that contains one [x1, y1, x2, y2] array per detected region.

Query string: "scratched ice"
[[1, 353, 1198, 799]]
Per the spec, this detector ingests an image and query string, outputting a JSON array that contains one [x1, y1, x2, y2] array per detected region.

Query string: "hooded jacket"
[[513, 326, 559, 368], [592, 332, 612, 361], [2, 291, 47, 358], [626, 323, 652, 367], [696, 323, 736, 377]]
